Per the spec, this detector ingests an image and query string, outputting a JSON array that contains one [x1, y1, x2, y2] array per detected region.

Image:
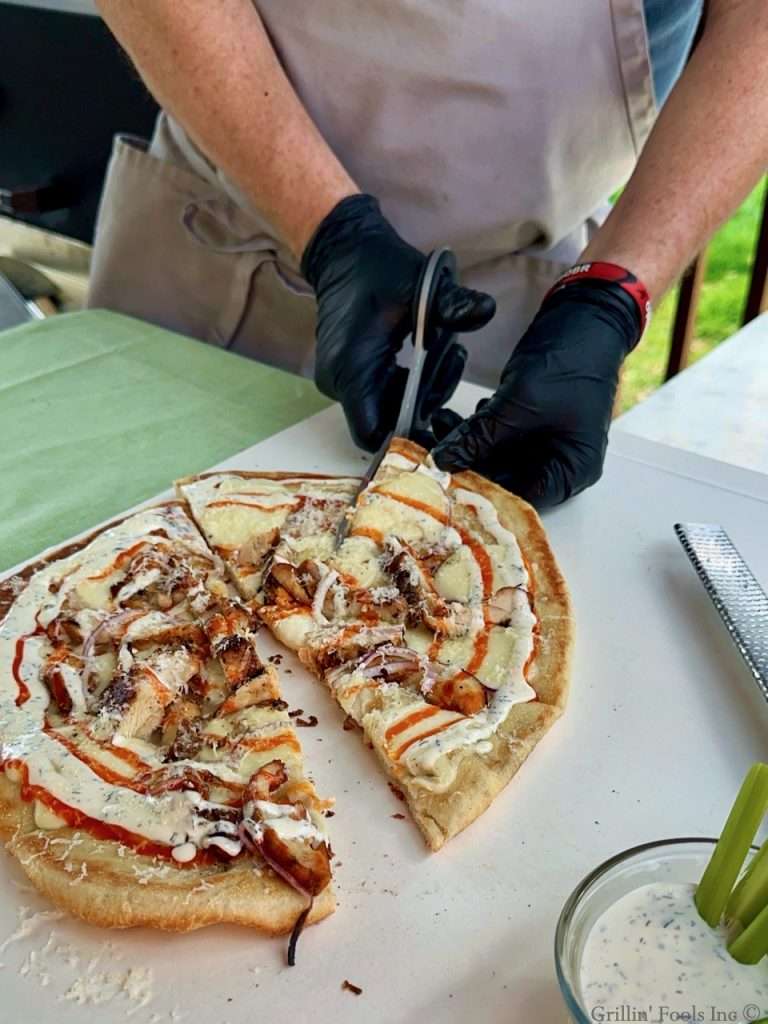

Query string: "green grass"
[[620, 178, 767, 412]]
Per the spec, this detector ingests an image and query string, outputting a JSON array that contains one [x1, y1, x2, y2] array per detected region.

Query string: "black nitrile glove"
[[301, 194, 496, 451], [432, 267, 648, 508]]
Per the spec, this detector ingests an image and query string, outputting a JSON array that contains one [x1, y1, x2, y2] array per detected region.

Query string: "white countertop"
[[616, 312, 768, 475], [2, 393, 766, 1024]]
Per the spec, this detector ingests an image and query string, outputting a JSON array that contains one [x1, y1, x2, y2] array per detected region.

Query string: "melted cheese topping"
[[181, 473, 359, 599]]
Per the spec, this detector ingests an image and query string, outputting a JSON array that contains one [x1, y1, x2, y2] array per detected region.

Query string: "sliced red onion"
[[82, 609, 146, 661], [311, 568, 338, 625]]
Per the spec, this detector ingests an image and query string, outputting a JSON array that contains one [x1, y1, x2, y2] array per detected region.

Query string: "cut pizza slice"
[[0, 502, 334, 941], [182, 442, 572, 852], [293, 438, 572, 850]]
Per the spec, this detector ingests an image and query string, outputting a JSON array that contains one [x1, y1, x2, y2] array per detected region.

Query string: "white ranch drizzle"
[[242, 798, 325, 844]]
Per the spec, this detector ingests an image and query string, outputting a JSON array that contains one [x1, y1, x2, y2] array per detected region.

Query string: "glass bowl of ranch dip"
[[555, 838, 768, 1024]]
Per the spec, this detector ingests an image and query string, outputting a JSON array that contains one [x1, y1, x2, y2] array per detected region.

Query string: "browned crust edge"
[[0, 775, 333, 934]]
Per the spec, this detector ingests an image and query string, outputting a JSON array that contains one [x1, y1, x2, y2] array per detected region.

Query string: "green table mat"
[[2, 310, 328, 572]]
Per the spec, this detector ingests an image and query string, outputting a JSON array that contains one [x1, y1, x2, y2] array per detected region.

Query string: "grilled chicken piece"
[[114, 545, 205, 611], [242, 761, 331, 897], [300, 624, 406, 676], [204, 599, 264, 683], [245, 759, 288, 801], [41, 647, 86, 716], [165, 713, 204, 761], [216, 665, 281, 716], [427, 674, 488, 716], [98, 647, 199, 740], [202, 598, 278, 714], [384, 541, 467, 635], [259, 828, 332, 897], [486, 586, 531, 626], [44, 615, 83, 648], [129, 621, 209, 658], [138, 763, 212, 799], [160, 697, 202, 750], [264, 559, 313, 605], [325, 643, 429, 692], [236, 527, 280, 569], [359, 585, 408, 624], [95, 667, 163, 739]]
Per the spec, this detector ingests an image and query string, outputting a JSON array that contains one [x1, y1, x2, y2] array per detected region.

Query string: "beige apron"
[[88, 0, 656, 389]]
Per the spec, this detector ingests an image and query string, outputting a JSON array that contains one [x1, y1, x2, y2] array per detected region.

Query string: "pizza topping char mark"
[[235, 526, 280, 569], [41, 646, 86, 715], [382, 539, 471, 637], [265, 558, 313, 606], [301, 623, 406, 677], [426, 674, 487, 716]]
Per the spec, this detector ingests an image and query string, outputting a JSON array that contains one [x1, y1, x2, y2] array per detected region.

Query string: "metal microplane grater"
[[674, 523, 768, 705]]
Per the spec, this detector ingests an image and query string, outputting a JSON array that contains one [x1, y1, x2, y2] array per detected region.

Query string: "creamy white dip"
[[580, 882, 768, 1021]]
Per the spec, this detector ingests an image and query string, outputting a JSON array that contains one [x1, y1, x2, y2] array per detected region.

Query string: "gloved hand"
[[301, 194, 496, 451], [431, 264, 649, 508]]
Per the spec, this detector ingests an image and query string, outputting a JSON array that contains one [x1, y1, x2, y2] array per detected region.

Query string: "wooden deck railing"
[[664, 179, 768, 380]]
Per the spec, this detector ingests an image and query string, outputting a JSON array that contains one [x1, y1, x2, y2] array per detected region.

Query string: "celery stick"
[[695, 763, 768, 928], [728, 901, 768, 964], [727, 839, 768, 927]]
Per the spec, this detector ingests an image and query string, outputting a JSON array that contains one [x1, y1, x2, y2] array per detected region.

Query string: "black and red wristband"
[[544, 261, 652, 336]]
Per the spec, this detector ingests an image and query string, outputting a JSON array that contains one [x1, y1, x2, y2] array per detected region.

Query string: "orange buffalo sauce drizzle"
[[350, 525, 384, 546], [369, 489, 450, 526], [85, 540, 147, 581], [44, 728, 245, 800], [206, 498, 298, 512], [13, 636, 32, 706], [45, 727, 146, 790], [0, 759, 216, 865], [384, 706, 465, 761], [393, 718, 465, 760], [237, 732, 300, 754], [384, 705, 440, 742]]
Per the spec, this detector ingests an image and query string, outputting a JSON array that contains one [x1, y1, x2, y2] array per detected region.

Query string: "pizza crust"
[[0, 774, 333, 932]]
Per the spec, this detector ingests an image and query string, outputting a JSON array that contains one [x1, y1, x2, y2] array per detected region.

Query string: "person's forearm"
[[96, 0, 357, 257], [582, 0, 768, 302]]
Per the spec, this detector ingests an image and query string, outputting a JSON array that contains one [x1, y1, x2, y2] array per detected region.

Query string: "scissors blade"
[[392, 247, 447, 438], [334, 248, 454, 550]]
